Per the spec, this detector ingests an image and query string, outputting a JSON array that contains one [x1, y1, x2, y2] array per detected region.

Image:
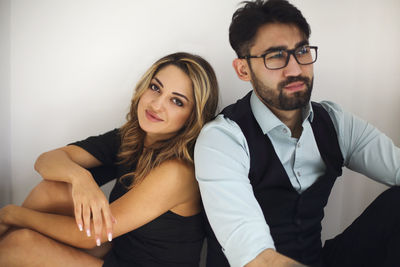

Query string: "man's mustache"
[[278, 76, 311, 89]]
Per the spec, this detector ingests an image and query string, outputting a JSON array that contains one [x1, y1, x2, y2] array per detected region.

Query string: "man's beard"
[[251, 71, 313, 111]]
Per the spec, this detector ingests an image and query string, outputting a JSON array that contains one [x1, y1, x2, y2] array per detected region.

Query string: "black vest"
[[205, 92, 344, 266]]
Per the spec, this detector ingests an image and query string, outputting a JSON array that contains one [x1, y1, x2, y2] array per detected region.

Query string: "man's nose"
[[283, 54, 302, 77]]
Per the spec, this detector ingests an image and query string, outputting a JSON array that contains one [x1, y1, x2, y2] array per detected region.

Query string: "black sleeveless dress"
[[71, 129, 205, 267]]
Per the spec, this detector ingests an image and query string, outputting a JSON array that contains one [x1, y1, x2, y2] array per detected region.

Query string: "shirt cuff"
[[223, 223, 276, 267]]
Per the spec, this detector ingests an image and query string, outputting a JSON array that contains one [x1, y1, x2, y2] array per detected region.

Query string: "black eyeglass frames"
[[239, 45, 318, 70]]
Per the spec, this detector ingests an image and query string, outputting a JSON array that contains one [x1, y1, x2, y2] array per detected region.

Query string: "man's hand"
[[245, 249, 309, 267]]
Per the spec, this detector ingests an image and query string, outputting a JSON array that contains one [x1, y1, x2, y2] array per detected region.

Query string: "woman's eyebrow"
[[172, 92, 189, 102], [154, 77, 189, 102], [154, 77, 164, 88]]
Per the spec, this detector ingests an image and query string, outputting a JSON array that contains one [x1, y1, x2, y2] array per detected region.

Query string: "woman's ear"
[[232, 58, 251, 82]]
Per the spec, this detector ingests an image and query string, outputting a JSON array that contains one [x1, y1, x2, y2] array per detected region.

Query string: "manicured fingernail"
[[78, 224, 83, 231], [86, 229, 91, 237], [108, 233, 113, 242], [96, 238, 101, 246]]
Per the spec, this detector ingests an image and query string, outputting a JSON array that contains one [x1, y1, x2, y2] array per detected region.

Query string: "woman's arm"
[[1, 159, 199, 249], [34, 145, 115, 244], [34, 146, 101, 184]]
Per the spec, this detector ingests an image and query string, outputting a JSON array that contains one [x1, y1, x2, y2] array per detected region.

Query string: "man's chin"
[[279, 96, 310, 110], [280, 89, 311, 109]]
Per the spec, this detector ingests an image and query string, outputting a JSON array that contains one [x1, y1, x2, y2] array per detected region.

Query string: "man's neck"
[[267, 104, 303, 138]]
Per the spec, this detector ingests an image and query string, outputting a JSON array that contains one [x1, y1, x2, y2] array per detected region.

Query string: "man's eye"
[[172, 98, 183, 107], [267, 50, 285, 60], [297, 46, 309, 55], [150, 84, 160, 92]]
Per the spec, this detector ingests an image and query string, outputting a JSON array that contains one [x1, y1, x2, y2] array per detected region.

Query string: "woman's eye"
[[150, 84, 160, 92], [172, 98, 183, 107]]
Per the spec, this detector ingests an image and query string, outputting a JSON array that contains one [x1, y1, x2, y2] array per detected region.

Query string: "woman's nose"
[[150, 95, 165, 111]]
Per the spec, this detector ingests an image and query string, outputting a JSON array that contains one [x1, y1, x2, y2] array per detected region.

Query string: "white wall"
[[0, 0, 11, 205], [3, 0, 400, 244]]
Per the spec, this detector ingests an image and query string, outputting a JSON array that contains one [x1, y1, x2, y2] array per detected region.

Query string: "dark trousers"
[[321, 186, 400, 267], [206, 186, 400, 267]]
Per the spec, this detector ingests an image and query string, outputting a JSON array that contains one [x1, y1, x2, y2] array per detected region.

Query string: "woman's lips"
[[145, 110, 163, 122], [284, 81, 305, 92]]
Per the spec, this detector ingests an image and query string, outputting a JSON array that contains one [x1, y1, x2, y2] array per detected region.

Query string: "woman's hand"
[[34, 146, 116, 246], [0, 223, 9, 237], [0, 205, 14, 237], [70, 177, 115, 246]]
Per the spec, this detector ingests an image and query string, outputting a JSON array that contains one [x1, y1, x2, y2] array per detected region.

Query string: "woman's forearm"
[[2, 205, 100, 249], [33, 146, 115, 245], [34, 149, 93, 185]]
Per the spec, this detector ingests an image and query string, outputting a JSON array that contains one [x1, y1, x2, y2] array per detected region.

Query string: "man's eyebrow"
[[262, 45, 287, 54], [262, 40, 309, 54], [295, 40, 309, 48]]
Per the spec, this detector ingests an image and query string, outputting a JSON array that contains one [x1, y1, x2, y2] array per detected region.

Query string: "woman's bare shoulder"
[[157, 159, 194, 176]]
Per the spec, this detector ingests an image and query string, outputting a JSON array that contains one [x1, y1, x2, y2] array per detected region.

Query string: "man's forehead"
[[251, 23, 306, 52]]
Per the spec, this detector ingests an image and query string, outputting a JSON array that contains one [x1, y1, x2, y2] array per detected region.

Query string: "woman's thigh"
[[0, 228, 104, 267]]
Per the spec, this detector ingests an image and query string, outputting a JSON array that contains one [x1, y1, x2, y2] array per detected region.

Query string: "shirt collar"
[[250, 91, 314, 135]]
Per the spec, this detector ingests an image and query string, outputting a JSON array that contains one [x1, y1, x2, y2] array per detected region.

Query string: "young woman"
[[0, 52, 219, 267]]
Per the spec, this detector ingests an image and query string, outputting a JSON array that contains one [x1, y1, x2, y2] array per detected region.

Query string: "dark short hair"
[[229, 0, 311, 57]]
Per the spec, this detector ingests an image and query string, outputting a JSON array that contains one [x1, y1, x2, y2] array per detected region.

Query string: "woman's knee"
[[35, 180, 70, 198], [23, 180, 74, 214], [0, 228, 38, 248], [0, 229, 34, 265]]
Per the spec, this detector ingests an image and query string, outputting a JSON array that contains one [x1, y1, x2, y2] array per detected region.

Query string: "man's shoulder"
[[200, 114, 242, 135], [314, 100, 342, 113], [312, 100, 346, 123], [196, 114, 248, 150]]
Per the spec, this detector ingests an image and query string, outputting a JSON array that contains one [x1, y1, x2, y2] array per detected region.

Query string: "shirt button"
[[297, 171, 301, 177], [282, 128, 288, 134], [297, 142, 301, 148]]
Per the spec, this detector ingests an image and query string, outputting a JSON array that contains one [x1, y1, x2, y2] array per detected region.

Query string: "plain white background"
[[1, 0, 399, 245]]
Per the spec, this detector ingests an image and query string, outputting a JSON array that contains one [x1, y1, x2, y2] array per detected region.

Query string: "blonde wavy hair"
[[118, 52, 219, 188]]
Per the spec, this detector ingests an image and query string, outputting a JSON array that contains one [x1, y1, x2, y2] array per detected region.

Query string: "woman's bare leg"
[[0, 228, 103, 267], [0, 180, 74, 239], [0, 181, 111, 261], [22, 180, 75, 215]]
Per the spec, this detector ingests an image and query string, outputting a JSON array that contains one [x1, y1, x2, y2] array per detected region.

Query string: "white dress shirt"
[[194, 91, 400, 267]]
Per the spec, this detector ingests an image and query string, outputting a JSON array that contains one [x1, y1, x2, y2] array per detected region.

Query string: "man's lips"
[[145, 110, 163, 122], [284, 81, 305, 92]]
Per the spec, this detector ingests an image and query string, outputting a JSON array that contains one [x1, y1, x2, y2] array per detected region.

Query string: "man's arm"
[[195, 116, 276, 267], [322, 101, 400, 185]]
